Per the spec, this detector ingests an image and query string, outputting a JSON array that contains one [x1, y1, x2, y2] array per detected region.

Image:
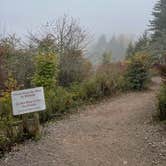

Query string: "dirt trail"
[[0, 77, 166, 166]]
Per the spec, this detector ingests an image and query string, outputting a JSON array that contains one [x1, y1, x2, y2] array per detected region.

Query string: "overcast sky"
[[0, 0, 156, 38]]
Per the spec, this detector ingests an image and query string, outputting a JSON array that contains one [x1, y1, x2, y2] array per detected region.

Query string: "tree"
[[88, 34, 132, 64], [102, 51, 112, 65], [125, 53, 151, 90], [32, 52, 58, 88], [29, 15, 89, 55], [0, 35, 35, 88], [36, 34, 56, 54], [28, 15, 90, 86], [126, 32, 151, 59], [96, 35, 107, 51], [150, 0, 166, 39], [149, 31, 166, 62], [126, 42, 135, 59], [149, 0, 166, 60], [59, 49, 92, 86], [149, 0, 166, 120], [134, 31, 150, 53]]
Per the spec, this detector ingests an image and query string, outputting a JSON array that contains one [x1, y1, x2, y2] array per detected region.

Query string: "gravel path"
[[0, 77, 166, 166]]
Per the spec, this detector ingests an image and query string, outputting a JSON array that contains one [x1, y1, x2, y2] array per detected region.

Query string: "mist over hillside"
[[87, 34, 135, 64]]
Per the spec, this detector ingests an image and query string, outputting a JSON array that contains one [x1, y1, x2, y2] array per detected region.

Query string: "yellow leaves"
[[32, 52, 59, 88], [0, 92, 10, 103]]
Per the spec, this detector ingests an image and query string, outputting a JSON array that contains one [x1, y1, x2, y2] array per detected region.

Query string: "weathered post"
[[22, 114, 29, 134], [33, 112, 40, 138]]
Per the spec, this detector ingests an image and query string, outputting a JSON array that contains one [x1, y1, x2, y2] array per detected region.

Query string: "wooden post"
[[22, 114, 29, 134], [33, 112, 41, 139], [22, 113, 41, 139]]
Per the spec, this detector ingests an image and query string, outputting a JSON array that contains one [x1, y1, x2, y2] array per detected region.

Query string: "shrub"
[[0, 92, 20, 156], [32, 52, 58, 88], [125, 53, 151, 90], [0, 92, 14, 137], [0, 76, 23, 156], [102, 51, 112, 65], [96, 73, 117, 96], [157, 56, 166, 120], [96, 63, 127, 93], [158, 84, 166, 120], [68, 83, 86, 102], [157, 61, 166, 85], [82, 77, 102, 100], [0, 76, 19, 139], [81, 63, 126, 101], [40, 87, 74, 122]]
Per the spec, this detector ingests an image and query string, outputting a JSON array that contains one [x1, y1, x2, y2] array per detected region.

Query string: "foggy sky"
[[0, 0, 156, 38]]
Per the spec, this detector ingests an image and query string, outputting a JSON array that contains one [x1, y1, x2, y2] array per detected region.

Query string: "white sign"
[[11, 87, 46, 116]]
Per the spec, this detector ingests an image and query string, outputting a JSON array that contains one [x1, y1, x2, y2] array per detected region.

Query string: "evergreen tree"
[[102, 51, 112, 65], [126, 32, 150, 59], [150, 0, 166, 60], [134, 31, 150, 53], [150, 0, 166, 39], [126, 42, 135, 59]]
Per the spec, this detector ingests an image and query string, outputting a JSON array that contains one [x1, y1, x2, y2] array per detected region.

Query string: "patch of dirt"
[[0, 77, 166, 166]]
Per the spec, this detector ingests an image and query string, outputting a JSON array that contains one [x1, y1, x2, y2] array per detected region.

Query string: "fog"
[[0, 0, 156, 38]]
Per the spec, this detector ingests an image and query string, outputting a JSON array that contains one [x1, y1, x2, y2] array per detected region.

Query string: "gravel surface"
[[0, 77, 165, 166]]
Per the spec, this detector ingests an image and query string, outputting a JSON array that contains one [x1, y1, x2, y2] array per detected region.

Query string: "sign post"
[[11, 87, 46, 138]]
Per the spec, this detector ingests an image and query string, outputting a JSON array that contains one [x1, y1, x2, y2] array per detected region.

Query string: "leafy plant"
[[158, 84, 166, 120], [40, 87, 74, 122], [32, 52, 58, 88], [125, 53, 151, 90]]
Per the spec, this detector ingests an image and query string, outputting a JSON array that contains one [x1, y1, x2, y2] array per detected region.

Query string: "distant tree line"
[[88, 34, 132, 64]]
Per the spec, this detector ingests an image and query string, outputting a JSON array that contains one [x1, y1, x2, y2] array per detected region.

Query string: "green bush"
[[32, 52, 58, 88], [125, 53, 151, 90], [40, 87, 74, 122], [81, 66, 125, 101], [69, 83, 86, 102], [82, 77, 102, 100], [0, 89, 20, 141], [95, 74, 117, 96], [0, 92, 22, 156], [158, 84, 166, 120]]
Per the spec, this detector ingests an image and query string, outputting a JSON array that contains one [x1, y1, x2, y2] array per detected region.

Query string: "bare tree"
[[27, 15, 91, 86], [28, 15, 89, 54], [54, 15, 89, 53]]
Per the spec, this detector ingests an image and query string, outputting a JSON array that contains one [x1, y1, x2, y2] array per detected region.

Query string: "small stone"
[[4, 158, 8, 163], [123, 160, 128, 165]]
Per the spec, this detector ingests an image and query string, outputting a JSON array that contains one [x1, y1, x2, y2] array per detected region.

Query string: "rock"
[[123, 160, 128, 165]]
